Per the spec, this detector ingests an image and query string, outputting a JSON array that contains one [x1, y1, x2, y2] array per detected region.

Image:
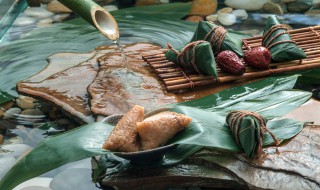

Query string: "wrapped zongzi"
[[190, 21, 245, 57], [262, 15, 306, 62], [226, 110, 280, 158], [165, 41, 218, 77]]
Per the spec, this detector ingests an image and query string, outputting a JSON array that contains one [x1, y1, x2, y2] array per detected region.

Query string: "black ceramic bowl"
[[102, 114, 177, 165]]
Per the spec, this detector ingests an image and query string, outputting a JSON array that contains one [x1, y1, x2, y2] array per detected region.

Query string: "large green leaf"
[[0, 75, 311, 190], [0, 3, 195, 102]]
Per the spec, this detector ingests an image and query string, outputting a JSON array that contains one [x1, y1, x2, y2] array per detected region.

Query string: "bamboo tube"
[[58, 0, 119, 41]]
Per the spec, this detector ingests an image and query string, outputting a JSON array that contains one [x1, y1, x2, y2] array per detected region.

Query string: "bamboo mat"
[[142, 25, 320, 92]]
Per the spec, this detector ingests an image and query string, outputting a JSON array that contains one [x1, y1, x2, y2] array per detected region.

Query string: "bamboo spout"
[[58, 0, 119, 41]]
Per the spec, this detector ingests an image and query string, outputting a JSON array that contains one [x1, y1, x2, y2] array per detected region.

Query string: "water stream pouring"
[[58, 0, 119, 41]]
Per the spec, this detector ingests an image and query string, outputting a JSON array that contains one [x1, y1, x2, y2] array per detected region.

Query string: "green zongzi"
[[165, 41, 218, 77], [262, 15, 306, 62], [226, 110, 280, 158], [190, 21, 244, 57]]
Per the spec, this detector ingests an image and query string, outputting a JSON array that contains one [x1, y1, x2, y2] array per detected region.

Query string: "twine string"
[[204, 25, 227, 55], [262, 24, 297, 49], [226, 110, 280, 158]]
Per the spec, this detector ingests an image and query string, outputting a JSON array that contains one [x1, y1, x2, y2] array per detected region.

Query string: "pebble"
[[232, 9, 248, 20], [12, 177, 52, 190], [217, 7, 233, 14], [305, 9, 320, 16], [41, 0, 54, 4], [47, 0, 72, 13], [224, 0, 269, 11], [185, 16, 204, 22], [205, 14, 218, 21], [281, 0, 296, 3], [159, 0, 170, 3], [50, 168, 98, 190], [37, 18, 54, 27], [287, 2, 312, 12], [189, 0, 218, 16], [4, 108, 22, 119], [218, 12, 237, 26], [6, 136, 24, 145], [21, 108, 44, 116], [38, 102, 52, 114], [21, 187, 52, 190], [0, 101, 14, 117], [16, 96, 37, 110], [0, 134, 3, 144], [24, 7, 54, 19], [103, 5, 119, 12], [263, 2, 286, 15], [0, 156, 16, 179], [0, 144, 32, 158], [313, 0, 320, 8], [52, 13, 70, 22], [13, 16, 37, 27]]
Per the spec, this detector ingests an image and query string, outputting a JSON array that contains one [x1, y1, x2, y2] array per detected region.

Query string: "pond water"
[[0, 0, 320, 190]]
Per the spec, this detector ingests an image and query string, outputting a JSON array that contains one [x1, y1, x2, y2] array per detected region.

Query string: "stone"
[[263, 2, 287, 15], [185, 16, 204, 22], [21, 108, 44, 116], [13, 16, 37, 27], [305, 9, 320, 15], [16, 96, 38, 110], [224, 0, 269, 11], [159, 0, 170, 3], [205, 14, 218, 22], [37, 18, 54, 27], [41, 0, 53, 4], [47, 0, 72, 13], [6, 136, 24, 145], [0, 144, 32, 158], [281, 0, 295, 3], [3, 108, 22, 119], [103, 5, 118, 12], [232, 9, 248, 20], [218, 12, 237, 26], [189, 0, 218, 16], [0, 134, 3, 144], [217, 7, 233, 14], [24, 7, 54, 19], [12, 177, 52, 190], [287, 2, 312, 13], [21, 187, 52, 190], [313, 0, 320, 8], [0, 156, 16, 179], [52, 13, 70, 22], [50, 168, 98, 190], [135, 0, 159, 6]]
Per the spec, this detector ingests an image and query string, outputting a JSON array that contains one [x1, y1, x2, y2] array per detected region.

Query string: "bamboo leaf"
[[0, 75, 311, 190]]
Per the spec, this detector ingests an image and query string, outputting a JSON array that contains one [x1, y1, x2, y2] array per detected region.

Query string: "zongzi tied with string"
[[226, 110, 280, 158], [165, 41, 218, 77], [190, 21, 244, 57], [262, 15, 306, 62]]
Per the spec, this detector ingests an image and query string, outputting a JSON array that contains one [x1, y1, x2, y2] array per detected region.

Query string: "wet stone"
[[0, 144, 32, 158], [103, 5, 119, 12], [205, 14, 218, 22], [217, 7, 233, 14], [218, 13, 237, 26], [189, 0, 218, 16], [12, 177, 52, 190], [185, 16, 204, 22], [287, 2, 312, 13], [16, 96, 38, 110], [47, 0, 72, 13], [21, 108, 44, 116], [224, 0, 269, 11], [0, 134, 3, 144], [52, 13, 70, 22], [232, 9, 248, 20], [0, 156, 16, 179], [50, 168, 99, 190], [24, 7, 54, 19], [4, 108, 22, 119], [313, 0, 320, 8], [6, 136, 24, 145], [37, 18, 53, 27], [13, 16, 37, 27], [263, 2, 287, 15], [305, 9, 320, 16]]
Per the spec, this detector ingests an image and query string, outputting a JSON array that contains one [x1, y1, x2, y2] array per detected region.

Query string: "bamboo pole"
[[57, 0, 119, 41]]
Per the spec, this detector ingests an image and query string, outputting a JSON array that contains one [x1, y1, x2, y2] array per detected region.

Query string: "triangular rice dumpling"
[[226, 110, 279, 158], [262, 15, 306, 62], [137, 111, 191, 151], [102, 105, 144, 152], [190, 21, 244, 57], [165, 41, 218, 77]]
